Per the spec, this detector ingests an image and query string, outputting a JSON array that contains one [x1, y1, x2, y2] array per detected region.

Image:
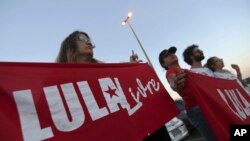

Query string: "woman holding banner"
[[56, 30, 171, 141], [206, 56, 250, 94]]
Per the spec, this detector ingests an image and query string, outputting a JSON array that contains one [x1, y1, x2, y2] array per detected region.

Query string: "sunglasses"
[[78, 34, 95, 48]]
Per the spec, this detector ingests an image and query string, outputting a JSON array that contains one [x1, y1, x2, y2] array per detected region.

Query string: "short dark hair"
[[183, 44, 199, 65], [206, 56, 216, 72]]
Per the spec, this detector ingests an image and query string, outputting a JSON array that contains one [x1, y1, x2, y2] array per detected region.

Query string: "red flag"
[[184, 71, 250, 141], [0, 62, 179, 141]]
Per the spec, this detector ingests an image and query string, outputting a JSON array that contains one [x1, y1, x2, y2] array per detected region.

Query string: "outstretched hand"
[[130, 50, 143, 63]]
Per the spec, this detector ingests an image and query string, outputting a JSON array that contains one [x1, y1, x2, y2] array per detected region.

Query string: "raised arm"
[[231, 64, 242, 82]]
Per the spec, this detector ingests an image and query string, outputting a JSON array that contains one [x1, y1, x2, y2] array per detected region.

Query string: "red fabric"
[[166, 68, 198, 109], [183, 71, 250, 141], [166, 67, 182, 77], [0, 62, 179, 141]]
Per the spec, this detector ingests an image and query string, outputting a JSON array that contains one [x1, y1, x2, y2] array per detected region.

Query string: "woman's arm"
[[231, 64, 243, 82]]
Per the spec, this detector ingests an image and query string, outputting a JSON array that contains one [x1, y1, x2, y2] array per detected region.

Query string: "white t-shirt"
[[214, 70, 236, 80], [190, 67, 214, 77], [214, 70, 250, 95]]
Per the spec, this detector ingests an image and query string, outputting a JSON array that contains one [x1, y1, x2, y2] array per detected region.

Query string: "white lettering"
[[130, 78, 160, 103], [217, 89, 250, 120], [234, 129, 241, 136], [227, 89, 246, 119], [242, 129, 247, 136], [237, 89, 250, 116], [13, 77, 153, 139], [99, 77, 141, 116], [13, 90, 53, 141], [217, 89, 243, 120], [77, 81, 109, 121], [234, 129, 247, 136], [43, 83, 85, 132]]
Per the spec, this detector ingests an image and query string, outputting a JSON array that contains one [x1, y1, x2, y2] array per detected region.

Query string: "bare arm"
[[231, 64, 242, 82]]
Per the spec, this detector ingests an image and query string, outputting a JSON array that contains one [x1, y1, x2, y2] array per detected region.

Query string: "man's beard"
[[194, 54, 205, 62]]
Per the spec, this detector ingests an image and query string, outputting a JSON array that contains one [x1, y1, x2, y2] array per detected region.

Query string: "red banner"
[[0, 62, 179, 141], [184, 72, 250, 141]]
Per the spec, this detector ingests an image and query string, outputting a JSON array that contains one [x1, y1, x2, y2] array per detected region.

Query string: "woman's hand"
[[231, 64, 242, 81], [130, 50, 142, 63], [231, 64, 240, 72]]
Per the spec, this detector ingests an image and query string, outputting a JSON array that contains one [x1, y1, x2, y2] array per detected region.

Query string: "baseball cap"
[[159, 46, 177, 69]]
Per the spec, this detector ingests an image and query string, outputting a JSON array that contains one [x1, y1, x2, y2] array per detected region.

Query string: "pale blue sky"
[[1, 0, 250, 99]]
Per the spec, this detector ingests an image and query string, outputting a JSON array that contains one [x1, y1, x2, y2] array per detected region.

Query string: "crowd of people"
[[159, 44, 250, 141], [56, 30, 249, 141]]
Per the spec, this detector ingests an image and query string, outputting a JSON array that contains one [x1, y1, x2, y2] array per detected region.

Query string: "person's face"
[[76, 34, 94, 55], [212, 57, 224, 70], [192, 47, 205, 62], [163, 53, 178, 69]]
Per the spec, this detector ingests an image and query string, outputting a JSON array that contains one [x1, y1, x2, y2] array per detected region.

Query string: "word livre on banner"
[[0, 62, 179, 141]]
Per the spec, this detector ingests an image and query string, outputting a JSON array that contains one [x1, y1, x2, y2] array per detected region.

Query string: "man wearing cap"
[[159, 46, 216, 141], [159, 46, 182, 91]]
